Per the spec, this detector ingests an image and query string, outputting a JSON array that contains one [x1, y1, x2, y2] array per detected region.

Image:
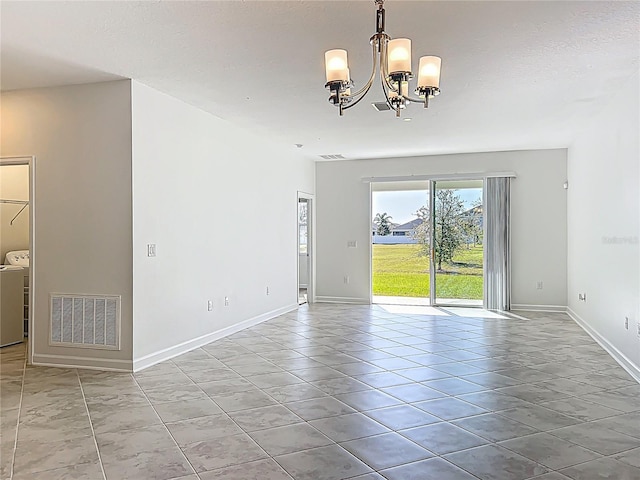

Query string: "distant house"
[[460, 204, 483, 224], [391, 218, 422, 236], [372, 218, 421, 244], [373, 206, 483, 244]]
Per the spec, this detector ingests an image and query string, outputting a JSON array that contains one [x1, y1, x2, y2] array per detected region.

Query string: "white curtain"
[[484, 177, 511, 310]]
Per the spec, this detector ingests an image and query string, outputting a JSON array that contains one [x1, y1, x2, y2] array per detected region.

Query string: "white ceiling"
[[2, 1, 638, 161]]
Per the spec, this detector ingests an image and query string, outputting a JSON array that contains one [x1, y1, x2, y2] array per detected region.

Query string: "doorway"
[[297, 193, 313, 305], [432, 179, 483, 306], [0, 156, 35, 363], [371, 186, 431, 305], [371, 178, 484, 307]]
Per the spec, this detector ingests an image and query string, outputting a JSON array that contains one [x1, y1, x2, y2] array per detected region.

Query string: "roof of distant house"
[[393, 218, 423, 231]]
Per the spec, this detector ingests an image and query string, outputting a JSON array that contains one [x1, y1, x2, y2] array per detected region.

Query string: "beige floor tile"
[[102, 447, 194, 480], [13, 436, 98, 476], [3, 306, 639, 480]]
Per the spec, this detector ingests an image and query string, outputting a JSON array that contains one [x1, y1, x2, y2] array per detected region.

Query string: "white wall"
[[131, 82, 314, 367], [316, 150, 568, 307], [567, 73, 640, 377], [1, 81, 134, 369], [0, 165, 29, 261]]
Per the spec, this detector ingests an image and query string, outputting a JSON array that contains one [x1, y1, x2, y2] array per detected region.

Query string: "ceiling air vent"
[[319, 154, 346, 160], [372, 102, 391, 112]]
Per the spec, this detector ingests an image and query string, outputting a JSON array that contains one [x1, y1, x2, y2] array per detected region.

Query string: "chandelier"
[[324, 0, 442, 117]]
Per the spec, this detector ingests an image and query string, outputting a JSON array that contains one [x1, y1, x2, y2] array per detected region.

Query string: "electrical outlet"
[[266, 286, 270, 296], [536, 281, 543, 290], [147, 244, 156, 257], [347, 240, 358, 248], [637, 322, 640, 338], [207, 300, 213, 311], [344, 275, 350, 284], [578, 293, 587, 301], [224, 297, 229, 306], [625, 317, 629, 330]]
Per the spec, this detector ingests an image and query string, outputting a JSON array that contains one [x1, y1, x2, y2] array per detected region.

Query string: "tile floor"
[[1, 304, 639, 480]]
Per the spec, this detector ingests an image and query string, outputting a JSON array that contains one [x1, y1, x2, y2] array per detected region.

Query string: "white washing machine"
[[5, 250, 29, 267], [0, 266, 25, 346]]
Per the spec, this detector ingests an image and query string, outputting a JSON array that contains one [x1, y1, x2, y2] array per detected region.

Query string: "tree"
[[298, 202, 308, 225], [411, 189, 466, 271], [373, 212, 393, 236], [460, 198, 483, 248]]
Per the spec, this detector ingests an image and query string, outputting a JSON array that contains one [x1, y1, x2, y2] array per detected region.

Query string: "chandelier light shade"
[[325, 49, 349, 83], [417, 56, 442, 90], [323, 0, 442, 117], [387, 38, 412, 74]]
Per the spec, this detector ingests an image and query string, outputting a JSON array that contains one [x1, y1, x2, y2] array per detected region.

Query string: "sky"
[[372, 188, 482, 225]]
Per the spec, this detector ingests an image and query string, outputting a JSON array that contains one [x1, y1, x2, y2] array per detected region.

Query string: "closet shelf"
[[0, 199, 29, 225]]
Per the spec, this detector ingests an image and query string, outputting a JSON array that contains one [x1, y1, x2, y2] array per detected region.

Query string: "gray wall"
[[567, 72, 639, 376], [316, 149, 568, 307], [1, 81, 133, 369], [131, 82, 315, 368]]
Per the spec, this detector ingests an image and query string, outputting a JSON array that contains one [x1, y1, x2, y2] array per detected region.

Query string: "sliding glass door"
[[371, 185, 431, 304], [431, 180, 484, 306], [371, 178, 496, 308]]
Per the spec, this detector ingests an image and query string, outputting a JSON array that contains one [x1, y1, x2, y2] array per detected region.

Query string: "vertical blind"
[[485, 177, 511, 310]]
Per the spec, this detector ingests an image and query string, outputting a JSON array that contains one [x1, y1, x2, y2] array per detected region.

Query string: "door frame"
[[369, 172, 514, 308], [297, 191, 315, 305], [1, 156, 36, 365]]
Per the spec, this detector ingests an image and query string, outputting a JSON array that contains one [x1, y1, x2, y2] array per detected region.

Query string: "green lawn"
[[372, 244, 483, 299]]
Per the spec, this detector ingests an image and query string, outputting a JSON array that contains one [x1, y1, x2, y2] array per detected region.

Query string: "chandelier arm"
[[404, 94, 427, 103], [380, 57, 394, 108], [342, 39, 378, 100], [380, 40, 399, 93], [342, 78, 375, 111]]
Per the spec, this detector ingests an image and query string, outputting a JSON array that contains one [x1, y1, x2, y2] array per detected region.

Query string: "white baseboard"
[[132, 303, 298, 372], [511, 304, 568, 313], [567, 308, 640, 384], [32, 353, 133, 372], [315, 296, 370, 305]]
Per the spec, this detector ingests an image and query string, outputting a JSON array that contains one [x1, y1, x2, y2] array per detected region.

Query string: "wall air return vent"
[[50, 294, 120, 350], [319, 154, 346, 160]]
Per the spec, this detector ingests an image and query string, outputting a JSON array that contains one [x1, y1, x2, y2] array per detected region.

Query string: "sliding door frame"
[[368, 172, 514, 308]]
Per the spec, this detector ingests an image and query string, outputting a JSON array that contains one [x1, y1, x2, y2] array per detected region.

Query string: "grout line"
[[30, 306, 635, 478], [8, 345, 28, 480], [76, 370, 108, 480], [142, 365, 297, 480], [217, 312, 626, 477], [175, 325, 491, 478], [129, 374, 200, 478]]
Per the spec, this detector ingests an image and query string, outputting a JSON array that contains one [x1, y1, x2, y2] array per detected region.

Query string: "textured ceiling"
[[2, 1, 639, 161]]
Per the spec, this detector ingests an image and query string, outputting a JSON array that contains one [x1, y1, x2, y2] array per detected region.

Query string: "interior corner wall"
[[0, 165, 30, 260], [567, 73, 640, 378], [315, 150, 568, 308], [130, 81, 315, 368], [0, 81, 134, 370]]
